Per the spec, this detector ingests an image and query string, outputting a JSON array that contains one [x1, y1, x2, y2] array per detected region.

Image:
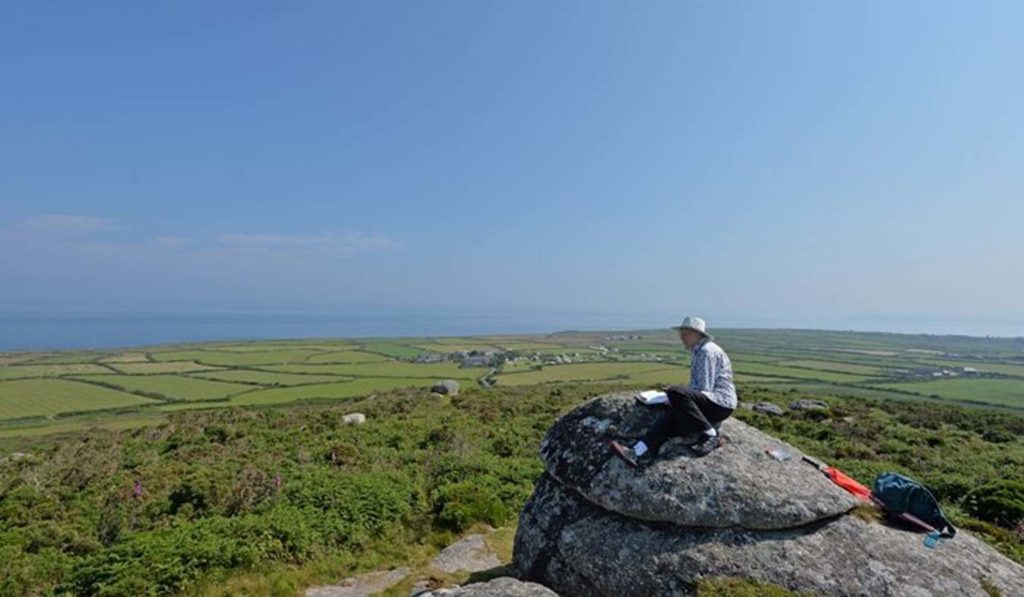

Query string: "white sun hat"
[[671, 316, 713, 339]]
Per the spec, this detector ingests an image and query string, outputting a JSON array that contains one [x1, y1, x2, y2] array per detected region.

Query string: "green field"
[[303, 350, 393, 364], [259, 362, 477, 379], [412, 341, 502, 352], [494, 362, 673, 385], [70, 374, 254, 402], [357, 341, 428, 359], [0, 363, 112, 380], [18, 352, 105, 365], [0, 378, 157, 419], [492, 341, 583, 351], [777, 359, 885, 376], [98, 352, 150, 363], [188, 369, 350, 386], [873, 378, 1024, 408], [914, 359, 1024, 378], [731, 362, 873, 383], [591, 365, 687, 386], [1, 327, 1022, 434], [203, 342, 354, 352], [0, 355, 35, 366], [160, 377, 431, 409], [108, 361, 224, 374], [149, 349, 326, 366]]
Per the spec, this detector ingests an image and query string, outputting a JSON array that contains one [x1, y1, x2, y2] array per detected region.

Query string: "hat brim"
[[671, 325, 713, 339]]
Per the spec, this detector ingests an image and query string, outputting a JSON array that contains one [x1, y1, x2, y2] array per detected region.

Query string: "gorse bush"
[[433, 481, 508, 532], [0, 383, 1021, 594], [963, 481, 1024, 529]]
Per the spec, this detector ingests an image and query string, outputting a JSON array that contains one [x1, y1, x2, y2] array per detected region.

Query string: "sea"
[[1, 309, 1021, 352]]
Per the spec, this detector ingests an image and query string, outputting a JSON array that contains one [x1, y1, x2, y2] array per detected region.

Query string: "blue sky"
[[1, 1, 1022, 332]]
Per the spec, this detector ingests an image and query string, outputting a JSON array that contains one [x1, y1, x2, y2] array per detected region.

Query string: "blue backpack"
[[873, 472, 956, 543]]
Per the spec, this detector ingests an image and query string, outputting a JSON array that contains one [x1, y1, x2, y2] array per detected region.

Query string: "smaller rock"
[[418, 577, 558, 597], [432, 534, 501, 574], [752, 402, 785, 416], [0, 452, 31, 465], [789, 399, 829, 411], [431, 380, 460, 395], [342, 413, 367, 425]]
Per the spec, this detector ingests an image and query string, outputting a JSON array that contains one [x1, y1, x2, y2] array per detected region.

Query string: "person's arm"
[[690, 348, 717, 395]]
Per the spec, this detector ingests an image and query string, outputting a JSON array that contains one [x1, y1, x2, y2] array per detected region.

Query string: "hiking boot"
[[609, 440, 639, 468], [691, 433, 723, 457]]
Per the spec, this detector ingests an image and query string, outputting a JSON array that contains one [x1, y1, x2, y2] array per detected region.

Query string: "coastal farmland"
[[0, 329, 1022, 436], [0, 379, 158, 420]]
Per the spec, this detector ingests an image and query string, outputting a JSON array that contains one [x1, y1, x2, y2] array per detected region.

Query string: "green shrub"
[[964, 481, 1024, 529], [432, 481, 508, 532]]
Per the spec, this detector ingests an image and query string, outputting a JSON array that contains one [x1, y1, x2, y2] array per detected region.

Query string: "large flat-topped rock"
[[540, 392, 858, 530], [514, 475, 1024, 597]]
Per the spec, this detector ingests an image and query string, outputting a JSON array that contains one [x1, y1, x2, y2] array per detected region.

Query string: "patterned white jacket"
[[690, 338, 737, 409]]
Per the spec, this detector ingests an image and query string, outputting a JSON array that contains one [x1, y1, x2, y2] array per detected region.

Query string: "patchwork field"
[[188, 369, 350, 386], [204, 342, 355, 352], [730, 362, 873, 383], [149, 349, 326, 366], [303, 350, 393, 364], [412, 342, 503, 352], [158, 377, 431, 409], [1, 328, 1021, 434], [357, 341, 428, 359], [70, 375, 254, 402], [777, 359, 885, 376], [107, 361, 223, 374], [16, 353, 103, 365], [0, 379, 157, 419], [873, 378, 1024, 408], [260, 362, 478, 379], [494, 362, 677, 386], [0, 364, 112, 380], [914, 359, 1024, 378], [98, 352, 150, 363]]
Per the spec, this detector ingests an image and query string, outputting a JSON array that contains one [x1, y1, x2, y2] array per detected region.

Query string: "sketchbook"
[[634, 390, 669, 406]]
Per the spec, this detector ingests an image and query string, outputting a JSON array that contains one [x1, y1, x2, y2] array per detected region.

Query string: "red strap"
[[824, 466, 873, 502]]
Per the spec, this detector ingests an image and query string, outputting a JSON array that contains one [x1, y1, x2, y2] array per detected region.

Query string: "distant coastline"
[[1, 310, 1021, 351]]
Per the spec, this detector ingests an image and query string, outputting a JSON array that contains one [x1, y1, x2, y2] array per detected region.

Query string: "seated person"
[[610, 316, 736, 465]]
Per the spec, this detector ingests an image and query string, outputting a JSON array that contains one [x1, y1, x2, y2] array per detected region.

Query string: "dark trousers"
[[641, 385, 734, 456]]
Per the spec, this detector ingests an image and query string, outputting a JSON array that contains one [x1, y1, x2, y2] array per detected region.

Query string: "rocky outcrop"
[[537, 391, 856, 530], [513, 392, 1024, 596], [752, 402, 785, 416], [790, 398, 829, 411], [432, 380, 460, 395], [342, 413, 366, 425], [420, 577, 558, 596], [432, 533, 502, 574]]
